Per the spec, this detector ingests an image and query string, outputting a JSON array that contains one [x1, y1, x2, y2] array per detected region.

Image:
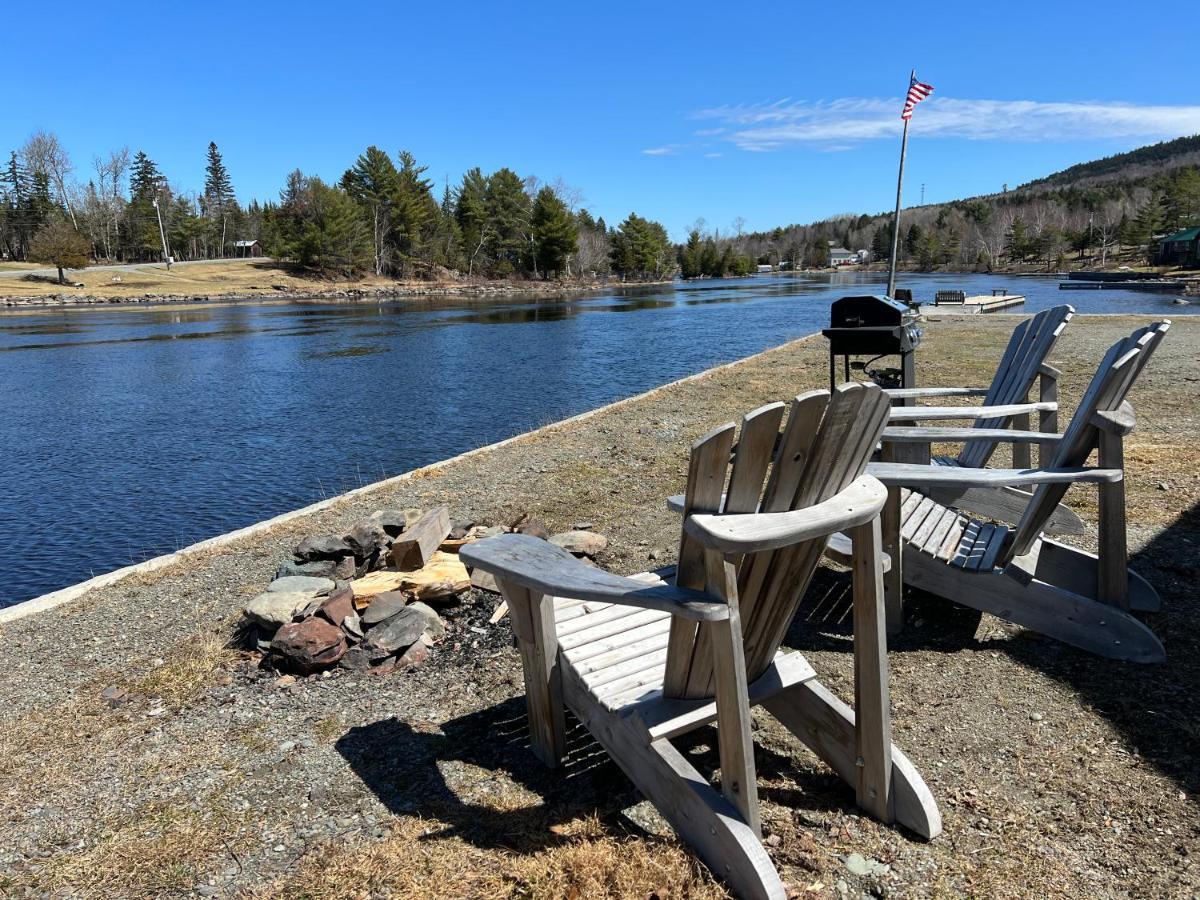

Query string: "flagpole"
[[886, 69, 914, 299]]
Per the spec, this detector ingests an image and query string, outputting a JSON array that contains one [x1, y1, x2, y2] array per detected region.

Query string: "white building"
[[829, 247, 855, 266]]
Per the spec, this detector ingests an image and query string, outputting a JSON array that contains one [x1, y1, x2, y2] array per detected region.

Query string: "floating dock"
[[928, 289, 1026, 314]]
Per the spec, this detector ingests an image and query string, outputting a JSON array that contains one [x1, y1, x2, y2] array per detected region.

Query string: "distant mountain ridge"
[[1020, 135, 1200, 191]]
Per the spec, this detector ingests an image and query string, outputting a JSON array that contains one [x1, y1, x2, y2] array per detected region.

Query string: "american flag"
[[901, 76, 934, 120]]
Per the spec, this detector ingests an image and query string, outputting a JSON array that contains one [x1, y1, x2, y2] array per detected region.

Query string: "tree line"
[[0, 132, 675, 282], [735, 135, 1200, 272]]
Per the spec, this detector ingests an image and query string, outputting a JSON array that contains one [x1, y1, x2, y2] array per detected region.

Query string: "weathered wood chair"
[[886, 304, 1081, 534], [863, 320, 1171, 661], [462, 383, 941, 900]]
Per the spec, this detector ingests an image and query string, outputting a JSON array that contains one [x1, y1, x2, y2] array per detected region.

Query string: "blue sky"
[[6, 0, 1198, 239]]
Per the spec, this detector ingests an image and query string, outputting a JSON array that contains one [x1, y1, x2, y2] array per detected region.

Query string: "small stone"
[[244, 591, 315, 630], [360, 591, 408, 626], [366, 607, 431, 654], [1157, 482, 1170, 491], [267, 575, 335, 595], [279, 740, 297, 753], [448, 519, 476, 540], [366, 656, 398, 676], [397, 640, 430, 668], [99, 685, 128, 707], [271, 618, 348, 673], [331, 555, 357, 579], [314, 585, 356, 628], [1030, 712, 1044, 722], [293, 535, 353, 562], [408, 601, 445, 641], [345, 521, 389, 558], [338, 646, 373, 671], [274, 674, 297, 688], [648, 549, 663, 560], [274, 559, 337, 580], [515, 519, 549, 540], [842, 853, 889, 878], [342, 613, 364, 640], [368, 508, 419, 537], [550, 530, 609, 557], [572, 522, 593, 530], [476, 525, 507, 539]]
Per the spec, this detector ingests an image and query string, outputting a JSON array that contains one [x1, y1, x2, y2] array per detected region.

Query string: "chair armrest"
[[683, 474, 887, 554], [1038, 362, 1062, 380], [882, 427, 1063, 445], [884, 386, 990, 400], [1090, 402, 1136, 436], [460, 534, 728, 621], [888, 401, 1056, 422], [867, 462, 1122, 488]]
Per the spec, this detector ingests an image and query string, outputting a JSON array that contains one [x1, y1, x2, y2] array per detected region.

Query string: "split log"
[[388, 507, 451, 570]]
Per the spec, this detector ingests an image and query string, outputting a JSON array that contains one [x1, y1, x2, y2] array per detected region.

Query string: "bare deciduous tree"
[[22, 131, 78, 230]]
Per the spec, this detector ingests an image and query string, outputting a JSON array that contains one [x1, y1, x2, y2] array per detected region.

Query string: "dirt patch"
[[0, 315, 1196, 898]]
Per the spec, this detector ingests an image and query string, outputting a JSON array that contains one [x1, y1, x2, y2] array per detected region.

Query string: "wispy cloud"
[[693, 97, 1200, 151], [641, 145, 679, 156]]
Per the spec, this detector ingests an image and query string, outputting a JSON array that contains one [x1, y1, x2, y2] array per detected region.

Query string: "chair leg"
[[1097, 430, 1130, 611], [497, 579, 566, 767], [706, 550, 761, 836], [849, 516, 893, 823], [880, 484, 904, 636]]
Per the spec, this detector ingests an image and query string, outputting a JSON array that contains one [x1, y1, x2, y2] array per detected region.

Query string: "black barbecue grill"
[[822, 295, 922, 393]]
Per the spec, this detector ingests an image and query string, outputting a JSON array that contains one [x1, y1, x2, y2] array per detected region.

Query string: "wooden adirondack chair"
[[863, 321, 1171, 662], [462, 383, 941, 900], [886, 304, 1082, 534]]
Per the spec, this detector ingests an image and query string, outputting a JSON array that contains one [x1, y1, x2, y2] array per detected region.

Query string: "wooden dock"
[[928, 290, 1026, 314]]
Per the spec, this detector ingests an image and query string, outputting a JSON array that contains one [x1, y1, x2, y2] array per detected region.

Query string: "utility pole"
[[885, 69, 915, 299], [152, 195, 171, 270], [920, 183, 925, 205]]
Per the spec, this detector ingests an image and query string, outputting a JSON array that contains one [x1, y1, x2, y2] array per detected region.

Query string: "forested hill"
[[732, 134, 1200, 272], [1021, 135, 1200, 191]]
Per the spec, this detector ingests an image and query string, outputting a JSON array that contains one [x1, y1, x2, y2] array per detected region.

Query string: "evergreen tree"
[[392, 150, 437, 275], [679, 230, 704, 279], [609, 213, 672, 280], [455, 167, 490, 276], [203, 142, 236, 257], [870, 224, 891, 264], [125, 151, 165, 260], [484, 167, 529, 275], [903, 223, 923, 259], [1005, 216, 1031, 262], [342, 146, 401, 275], [529, 186, 577, 277], [1163, 169, 1200, 230]]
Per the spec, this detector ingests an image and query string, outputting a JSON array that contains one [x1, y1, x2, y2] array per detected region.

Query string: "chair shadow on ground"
[[795, 500, 1200, 803], [338, 685, 881, 852]]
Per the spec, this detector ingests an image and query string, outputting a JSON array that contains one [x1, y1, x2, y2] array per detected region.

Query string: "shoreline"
[[0, 277, 672, 312]]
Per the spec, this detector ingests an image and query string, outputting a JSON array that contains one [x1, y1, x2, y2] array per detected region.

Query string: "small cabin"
[[756, 263, 773, 273], [1156, 227, 1200, 267], [234, 239, 264, 258], [829, 247, 855, 266]]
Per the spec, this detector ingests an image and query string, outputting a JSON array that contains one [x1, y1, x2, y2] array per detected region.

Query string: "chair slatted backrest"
[[958, 305, 1074, 468], [1004, 320, 1171, 562], [663, 382, 891, 700]]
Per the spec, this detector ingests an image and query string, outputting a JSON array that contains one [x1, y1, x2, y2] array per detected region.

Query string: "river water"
[[0, 272, 1190, 607]]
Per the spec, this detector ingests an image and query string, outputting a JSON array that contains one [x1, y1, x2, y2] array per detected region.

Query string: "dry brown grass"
[[35, 798, 248, 898], [134, 627, 237, 704], [251, 814, 724, 900], [0, 258, 396, 299]]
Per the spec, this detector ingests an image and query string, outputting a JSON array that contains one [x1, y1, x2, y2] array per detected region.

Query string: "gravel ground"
[[0, 314, 1196, 899]]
